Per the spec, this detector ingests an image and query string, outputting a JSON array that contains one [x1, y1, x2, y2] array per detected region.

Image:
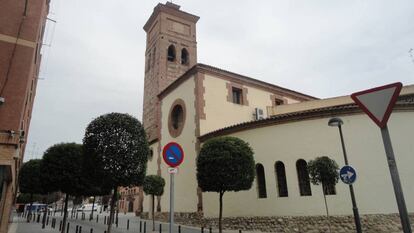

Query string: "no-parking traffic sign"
[[162, 142, 184, 167]]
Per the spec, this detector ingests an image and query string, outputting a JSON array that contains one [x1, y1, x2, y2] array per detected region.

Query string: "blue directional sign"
[[162, 142, 184, 167], [340, 165, 357, 185]]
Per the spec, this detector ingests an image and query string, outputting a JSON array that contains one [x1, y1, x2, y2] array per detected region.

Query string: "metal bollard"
[[201, 227, 204, 233], [66, 223, 70, 233], [127, 219, 130, 230], [140, 221, 142, 233], [179, 225, 181, 233], [159, 223, 162, 233], [144, 221, 146, 233], [209, 227, 212, 233]]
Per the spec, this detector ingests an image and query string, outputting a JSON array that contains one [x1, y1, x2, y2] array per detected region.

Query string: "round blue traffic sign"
[[162, 142, 184, 167], [340, 165, 357, 184]]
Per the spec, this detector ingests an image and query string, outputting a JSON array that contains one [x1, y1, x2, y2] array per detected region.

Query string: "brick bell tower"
[[142, 2, 199, 142]]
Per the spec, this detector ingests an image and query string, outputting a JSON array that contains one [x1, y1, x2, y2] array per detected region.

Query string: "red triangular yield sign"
[[351, 82, 402, 128]]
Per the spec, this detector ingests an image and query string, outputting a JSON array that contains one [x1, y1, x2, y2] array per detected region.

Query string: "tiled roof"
[[198, 95, 414, 142], [158, 63, 318, 101]]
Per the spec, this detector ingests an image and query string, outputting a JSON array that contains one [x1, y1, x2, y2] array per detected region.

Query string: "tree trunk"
[[152, 194, 155, 231], [322, 186, 332, 233], [27, 193, 33, 222], [116, 200, 119, 225], [42, 193, 49, 228], [107, 187, 117, 233], [61, 194, 69, 233], [219, 191, 224, 233], [90, 196, 96, 220]]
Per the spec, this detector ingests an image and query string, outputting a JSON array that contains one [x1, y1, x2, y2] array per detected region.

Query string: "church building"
[[120, 3, 414, 229]]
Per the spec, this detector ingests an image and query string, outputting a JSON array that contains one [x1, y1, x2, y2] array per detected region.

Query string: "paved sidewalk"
[[9, 213, 251, 233]]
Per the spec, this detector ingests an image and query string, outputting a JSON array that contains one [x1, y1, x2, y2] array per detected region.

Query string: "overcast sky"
[[25, 0, 414, 160]]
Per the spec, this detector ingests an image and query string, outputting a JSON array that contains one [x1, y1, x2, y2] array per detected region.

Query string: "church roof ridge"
[[157, 63, 319, 101], [198, 91, 414, 142]]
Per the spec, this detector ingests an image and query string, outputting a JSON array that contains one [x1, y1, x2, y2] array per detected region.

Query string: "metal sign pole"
[[169, 172, 174, 233], [381, 125, 412, 233], [338, 125, 362, 233]]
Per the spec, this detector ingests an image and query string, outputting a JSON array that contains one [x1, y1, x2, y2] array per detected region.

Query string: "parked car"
[[76, 204, 99, 212]]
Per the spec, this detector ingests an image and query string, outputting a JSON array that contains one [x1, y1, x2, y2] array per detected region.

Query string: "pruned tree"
[[308, 156, 339, 233], [143, 175, 165, 230], [196, 137, 255, 233], [83, 113, 149, 233], [40, 143, 84, 233], [19, 159, 44, 221]]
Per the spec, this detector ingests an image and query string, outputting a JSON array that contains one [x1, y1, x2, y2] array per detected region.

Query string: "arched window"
[[275, 161, 288, 197], [181, 48, 189, 65], [167, 45, 176, 62], [296, 159, 312, 196], [256, 163, 267, 198]]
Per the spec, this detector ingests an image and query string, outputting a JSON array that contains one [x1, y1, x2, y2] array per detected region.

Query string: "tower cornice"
[[143, 2, 200, 32]]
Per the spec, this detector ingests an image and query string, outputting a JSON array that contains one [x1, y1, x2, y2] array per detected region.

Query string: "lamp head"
[[328, 117, 343, 127]]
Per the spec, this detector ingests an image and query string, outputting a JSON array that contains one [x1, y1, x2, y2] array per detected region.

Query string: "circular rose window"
[[168, 99, 186, 137]]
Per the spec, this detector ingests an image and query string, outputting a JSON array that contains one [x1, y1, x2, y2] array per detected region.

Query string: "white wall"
[[143, 142, 161, 213], [158, 76, 199, 213], [202, 112, 414, 217], [200, 74, 299, 135]]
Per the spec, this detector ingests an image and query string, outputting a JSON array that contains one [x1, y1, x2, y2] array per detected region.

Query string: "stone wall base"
[[141, 212, 414, 233]]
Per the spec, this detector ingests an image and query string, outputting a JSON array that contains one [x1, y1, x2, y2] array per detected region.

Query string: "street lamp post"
[[328, 117, 363, 233]]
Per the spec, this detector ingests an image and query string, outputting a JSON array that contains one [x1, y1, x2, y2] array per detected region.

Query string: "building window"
[[275, 98, 284, 106], [256, 163, 267, 198], [167, 45, 176, 62], [323, 183, 336, 195], [148, 149, 154, 161], [232, 87, 243, 105], [275, 161, 288, 197], [296, 159, 312, 196], [168, 99, 186, 137], [171, 105, 183, 130], [181, 48, 189, 65]]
